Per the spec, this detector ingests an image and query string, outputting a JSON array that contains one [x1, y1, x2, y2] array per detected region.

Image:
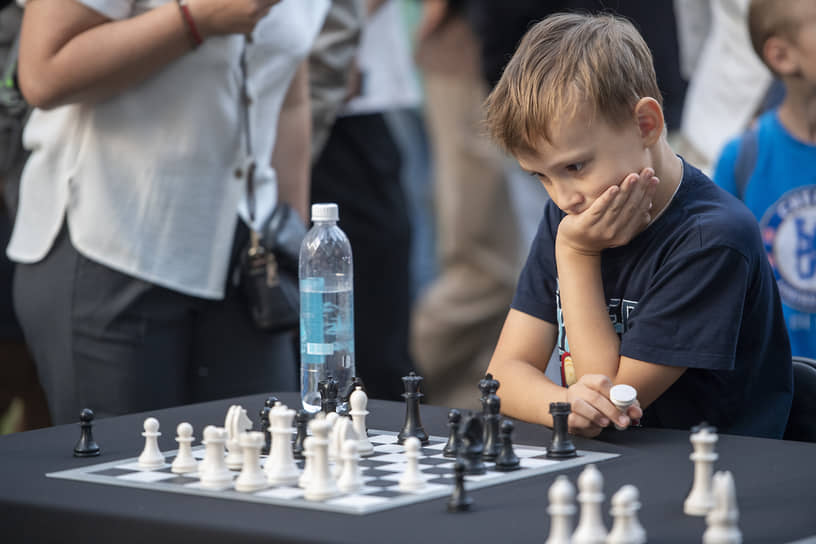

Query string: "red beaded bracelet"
[[176, 0, 203, 48]]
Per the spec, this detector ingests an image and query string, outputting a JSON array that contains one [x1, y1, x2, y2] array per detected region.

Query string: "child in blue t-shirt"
[[713, 0, 816, 360], [483, 12, 792, 439]]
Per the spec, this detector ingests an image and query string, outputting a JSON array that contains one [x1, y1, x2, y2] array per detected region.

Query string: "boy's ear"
[[634, 97, 664, 147], [763, 36, 799, 77]]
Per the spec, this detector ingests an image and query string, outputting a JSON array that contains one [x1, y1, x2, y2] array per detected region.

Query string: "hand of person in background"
[[187, 0, 282, 37]]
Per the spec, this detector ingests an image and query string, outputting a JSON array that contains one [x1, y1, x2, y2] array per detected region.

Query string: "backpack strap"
[[734, 125, 759, 201]]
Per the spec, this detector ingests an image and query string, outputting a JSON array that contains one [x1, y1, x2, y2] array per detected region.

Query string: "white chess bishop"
[[349, 386, 374, 456]]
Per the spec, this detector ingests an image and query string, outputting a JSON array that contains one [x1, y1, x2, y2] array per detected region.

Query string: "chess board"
[[47, 430, 618, 515]]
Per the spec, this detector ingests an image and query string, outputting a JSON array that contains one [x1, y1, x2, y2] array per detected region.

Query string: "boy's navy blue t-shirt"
[[512, 159, 793, 438]]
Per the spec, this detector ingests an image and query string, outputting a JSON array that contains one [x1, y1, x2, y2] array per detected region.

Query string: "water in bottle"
[[299, 203, 355, 413]]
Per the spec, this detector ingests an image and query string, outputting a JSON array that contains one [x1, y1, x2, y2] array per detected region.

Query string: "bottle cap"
[[311, 203, 339, 222]]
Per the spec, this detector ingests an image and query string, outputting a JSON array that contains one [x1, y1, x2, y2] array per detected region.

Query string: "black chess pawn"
[[397, 372, 429, 445], [340, 376, 366, 408], [443, 409, 463, 458], [264, 395, 279, 410], [73, 408, 101, 457], [459, 413, 486, 475], [447, 459, 473, 512], [494, 419, 521, 471], [259, 405, 272, 455], [318, 376, 339, 414], [292, 409, 310, 460], [546, 402, 577, 459], [482, 394, 502, 461]]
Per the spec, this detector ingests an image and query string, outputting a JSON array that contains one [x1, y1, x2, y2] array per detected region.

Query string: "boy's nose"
[[556, 186, 584, 214]]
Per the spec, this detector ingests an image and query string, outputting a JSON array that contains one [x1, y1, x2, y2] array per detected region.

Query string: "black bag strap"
[[734, 125, 759, 201]]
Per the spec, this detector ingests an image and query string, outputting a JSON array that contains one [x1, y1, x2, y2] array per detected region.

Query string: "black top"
[[512, 159, 793, 438]]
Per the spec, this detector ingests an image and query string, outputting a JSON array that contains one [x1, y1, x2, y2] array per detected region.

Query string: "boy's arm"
[[555, 168, 686, 409], [487, 309, 642, 436]]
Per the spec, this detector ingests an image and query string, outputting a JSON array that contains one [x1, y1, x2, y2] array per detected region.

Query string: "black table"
[[2, 392, 815, 543]]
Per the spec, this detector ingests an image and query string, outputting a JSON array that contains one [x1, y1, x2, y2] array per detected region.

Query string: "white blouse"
[[7, 0, 329, 298]]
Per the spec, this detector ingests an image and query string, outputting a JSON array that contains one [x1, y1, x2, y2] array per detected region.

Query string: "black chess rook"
[[547, 402, 577, 459], [397, 372, 429, 445]]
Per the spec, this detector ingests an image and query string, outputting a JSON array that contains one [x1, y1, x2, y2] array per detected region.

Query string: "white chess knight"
[[398, 436, 426, 492], [349, 386, 374, 456], [235, 431, 269, 493], [224, 405, 252, 470], [572, 464, 608, 544], [138, 417, 165, 469], [304, 415, 339, 501], [703, 471, 742, 544], [336, 439, 363, 494], [606, 485, 646, 544], [546, 475, 576, 544], [200, 426, 233, 489], [684, 425, 719, 516], [264, 403, 300, 486], [170, 422, 198, 474]]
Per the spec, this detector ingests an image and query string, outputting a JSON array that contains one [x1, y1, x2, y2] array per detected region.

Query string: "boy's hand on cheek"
[[557, 168, 659, 255]]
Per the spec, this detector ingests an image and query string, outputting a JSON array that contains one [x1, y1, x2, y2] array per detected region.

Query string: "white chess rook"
[[703, 471, 742, 544], [572, 464, 608, 544], [200, 426, 233, 489], [684, 426, 719, 516], [265, 403, 300, 486], [171, 422, 198, 474], [546, 475, 576, 544], [138, 417, 165, 469], [235, 431, 269, 493], [349, 386, 374, 456]]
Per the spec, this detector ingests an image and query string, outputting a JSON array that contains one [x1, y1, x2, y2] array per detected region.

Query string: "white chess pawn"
[[684, 425, 719, 515], [609, 384, 637, 430], [703, 471, 742, 544], [546, 475, 576, 544], [606, 485, 646, 544], [171, 422, 198, 474], [331, 418, 356, 479], [304, 415, 339, 501], [225, 405, 252, 470], [235, 431, 269, 493], [336, 439, 363, 494], [398, 436, 426, 492], [298, 436, 314, 489], [138, 417, 165, 469], [572, 464, 608, 544], [264, 403, 300, 486], [349, 386, 374, 456], [200, 426, 233, 489], [326, 412, 340, 462]]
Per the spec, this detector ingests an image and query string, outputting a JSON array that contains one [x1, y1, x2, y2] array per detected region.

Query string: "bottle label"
[[300, 277, 327, 365]]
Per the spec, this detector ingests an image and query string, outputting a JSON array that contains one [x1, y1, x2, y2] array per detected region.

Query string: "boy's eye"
[[566, 162, 585, 173]]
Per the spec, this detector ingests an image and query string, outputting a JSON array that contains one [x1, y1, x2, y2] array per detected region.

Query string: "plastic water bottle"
[[299, 203, 355, 413]]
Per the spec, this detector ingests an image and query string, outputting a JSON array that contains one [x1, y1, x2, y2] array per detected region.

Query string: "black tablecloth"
[[1, 392, 815, 543]]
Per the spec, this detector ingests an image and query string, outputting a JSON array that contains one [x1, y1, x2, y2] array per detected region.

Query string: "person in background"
[[713, 0, 816, 360], [8, 0, 329, 424], [410, 0, 520, 411]]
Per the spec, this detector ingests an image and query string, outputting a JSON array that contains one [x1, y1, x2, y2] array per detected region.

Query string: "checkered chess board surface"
[[47, 430, 618, 515]]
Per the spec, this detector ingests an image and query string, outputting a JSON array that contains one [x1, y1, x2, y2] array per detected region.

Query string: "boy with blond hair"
[[713, 0, 816, 361], [484, 13, 792, 438]]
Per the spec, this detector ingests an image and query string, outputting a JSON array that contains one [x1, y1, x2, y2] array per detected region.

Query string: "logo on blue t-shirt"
[[760, 186, 816, 313]]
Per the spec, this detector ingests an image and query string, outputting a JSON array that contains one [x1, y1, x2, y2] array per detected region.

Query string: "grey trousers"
[[13, 224, 297, 425]]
